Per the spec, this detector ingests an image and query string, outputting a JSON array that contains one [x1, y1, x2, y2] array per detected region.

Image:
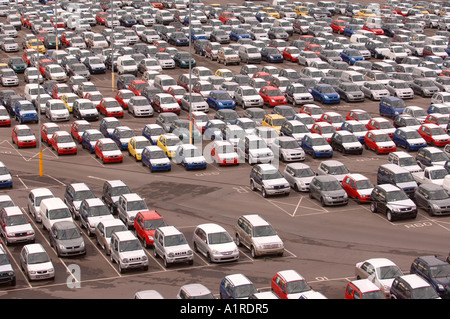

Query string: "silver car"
[[283, 163, 316, 192], [309, 175, 348, 207], [94, 219, 127, 255], [192, 223, 239, 263], [271, 136, 305, 162], [49, 221, 86, 257]]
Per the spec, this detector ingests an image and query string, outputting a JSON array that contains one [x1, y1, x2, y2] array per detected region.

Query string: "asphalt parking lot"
[[0, 0, 449, 300]]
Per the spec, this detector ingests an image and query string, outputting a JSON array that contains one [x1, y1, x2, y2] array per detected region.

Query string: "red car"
[[71, 120, 92, 143], [60, 31, 74, 46], [150, 1, 163, 9], [50, 17, 65, 29], [311, 122, 335, 142], [98, 98, 124, 118], [84, 92, 104, 109], [346, 109, 372, 124], [114, 89, 134, 109], [342, 173, 374, 204], [0, 106, 10, 127], [153, 40, 169, 52], [167, 85, 186, 104], [252, 71, 272, 82], [364, 130, 397, 154], [22, 49, 37, 66], [298, 35, 314, 43], [330, 19, 348, 34], [50, 131, 78, 155], [52, 83, 71, 99], [345, 280, 386, 299], [271, 270, 312, 299], [11, 124, 37, 148], [259, 86, 287, 107], [418, 123, 450, 146], [394, 6, 409, 16], [133, 210, 166, 248], [282, 47, 300, 62], [128, 80, 149, 96], [305, 43, 322, 55], [365, 117, 396, 138], [317, 111, 345, 131], [95, 12, 108, 25], [94, 138, 123, 163], [424, 113, 449, 129], [300, 104, 324, 121], [41, 122, 60, 145], [211, 140, 239, 166], [38, 59, 53, 76], [363, 23, 384, 35], [219, 12, 236, 24]]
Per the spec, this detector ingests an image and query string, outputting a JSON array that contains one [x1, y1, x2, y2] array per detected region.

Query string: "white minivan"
[[39, 198, 73, 232]]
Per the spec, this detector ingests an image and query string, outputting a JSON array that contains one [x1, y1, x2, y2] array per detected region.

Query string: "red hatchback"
[[94, 138, 123, 164], [342, 174, 374, 204], [418, 123, 450, 146], [114, 89, 134, 109], [12, 125, 36, 148], [41, 123, 60, 145], [259, 86, 287, 107], [133, 210, 166, 248], [271, 270, 312, 299], [362, 23, 384, 35], [345, 279, 386, 299], [71, 120, 91, 143], [331, 20, 348, 34], [128, 80, 149, 96], [364, 130, 397, 154]]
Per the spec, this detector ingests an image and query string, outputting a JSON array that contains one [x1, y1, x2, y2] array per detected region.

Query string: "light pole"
[[110, 0, 115, 92], [188, 0, 192, 145], [36, 34, 43, 177]]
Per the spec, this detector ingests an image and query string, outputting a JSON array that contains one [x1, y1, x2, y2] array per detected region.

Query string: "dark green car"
[[8, 57, 27, 74], [173, 52, 196, 69]]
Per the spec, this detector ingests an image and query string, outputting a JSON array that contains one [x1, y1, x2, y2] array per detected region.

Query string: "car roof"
[[3, 206, 23, 216], [225, 273, 253, 286], [364, 257, 397, 268], [415, 255, 448, 266], [30, 187, 53, 196], [181, 283, 212, 295], [241, 214, 269, 226], [158, 225, 182, 236], [277, 269, 305, 282], [346, 173, 369, 181], [113, 230, 137, 241], [351, 279, 382, 293], [400, 274, 431, 289], [24, 243, 46, 254], [52, 220, 77, 230], [121, 193, 143, 201], [197, 223, 226, 234]]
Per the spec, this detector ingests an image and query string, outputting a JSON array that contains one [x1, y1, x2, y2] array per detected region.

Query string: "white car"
[[174, 144, 207, 170], [0, 206, 35, 245], [154, 52, 175, 69], [355, 258, 404, 297], [110, 230, 149, 273], [179, 93, 209, 112], [192, 223, 239, 263], [45, 99, 70, 121], [20, 243, 55, 281], [283, 163, 316, 192], [40, 197, 73, 232], [1, 37, 18, 52], [386, 80, 415, 99], [271, 136, 306, 162], [127, 96, 154, 117], [45, 64, 67, 82], [79, 198, 115, 236], [385, 45, 408, 62]]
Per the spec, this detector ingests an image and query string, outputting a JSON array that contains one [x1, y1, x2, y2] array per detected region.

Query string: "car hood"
[[103, 150, 122, 157], [0, 173, 11, 181], [252, 235, 283, 246], [87, 214, 115, 227], [57, 141, 76, 148], [312, 144, 332, 151], [5, 223, 33, 234], [343, 141, 362, 148], [184, 156, 206, 163], [119, 250, 146, 260], [321, 189, 347, 197], [377, 141, 396, 147], [208, 241, 237, 252], [0, 263, 13, 273], [17, 135, 36, 142], [249, 148, 273, 157], [387, 199, 416, 210], [263, 178, 289, 187], [27, 261, 53, 273], [150, 158, 170, 165], [164, 244, 191, 255], [57, 237, 84, 247]]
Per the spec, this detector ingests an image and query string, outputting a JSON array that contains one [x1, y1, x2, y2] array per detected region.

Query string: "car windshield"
[[142, 218, 166, 230], [292, 167, 315, 178], [119, 239, 141, 252], [377, 265, 403, 279], [430, 169, 448, 180], [234, 284, 258, 298], [17, 129, 33, 136], [74, 190, 95, 201], [328, 165, 349, 175], [355, 180, 374, 189], [322, 180, 342, 191], [318, 86, 335, 94], [105, 225, 127, 237], [311, 137, 328, 146], [28, 252, 50, 264], [184, 148, 202, 157], [49, 208, 71, 220], [0, 254, 10, 266], [430, 152, 449, 162], [127, 200, 147, 211], [286, 280, 311, 294], [386, 190, 409, 202], [430, 263, 450, 278], [34, 195, 53, 207], [398, 157, 417, 167], [58, 227, 81, 240], [103, 143, 118, 151], [403, 118, 420, 126], [393, 173, 414, 183], [411, 286, 439, 299], [253, 225, 276, 237], [361, 290, 387, 299], [88, 205, 110, 217], [375, 134, 391, 142], [6, 214, 28, 226], [57, 135, 73, 144], [208, 231, 233, 245], [164, 234, 187, 246]]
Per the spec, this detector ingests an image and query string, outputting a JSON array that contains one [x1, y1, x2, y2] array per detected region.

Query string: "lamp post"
[[36, 34, 43, 177], [188, 0, 192, 145]]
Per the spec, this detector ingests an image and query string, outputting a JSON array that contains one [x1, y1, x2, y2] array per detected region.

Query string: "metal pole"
[[36, 34, 43, 176], [110, 0, 114, 91], [188, 0, 192, 145], [54, 0, 58, 50]]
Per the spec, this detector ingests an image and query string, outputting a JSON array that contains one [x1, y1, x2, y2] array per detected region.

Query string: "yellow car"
[[214, 68, 234, 81], [261, 114, 287, 134], [60, 93, 78, 113], [294, 6, 309, 16], [0, 62, 7, 69], [355, 8, 376, 18], [27, 39, 46, 53], [412, 6, 429, 14], [128, 136, 151, 161], [262, 7, 281, 19], [157, 133, 181, 158]]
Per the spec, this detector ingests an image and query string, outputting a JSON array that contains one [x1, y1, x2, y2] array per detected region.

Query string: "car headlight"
[[122, 258, 129, 263], [148, 235, 154, 241]]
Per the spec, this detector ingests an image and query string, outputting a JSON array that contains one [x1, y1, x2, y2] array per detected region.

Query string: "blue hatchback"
[[340, 48, 364, 65], [311, 84, 340, 104], [392, 127, 427, 151], [14, 100, 38, 124], [206, 90, 236, 110], [81, 129, 104, 153], [343, 24, 361, 37], [301, 133, 333, 158], [260, 47, 283, 63], [141, 145, 171, 172], [379, 96, 406, 118], [229, 28, 250, 41]]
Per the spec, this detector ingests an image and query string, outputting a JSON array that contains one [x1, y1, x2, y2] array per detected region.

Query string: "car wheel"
[[251, 246, 257, 258], [320, 197, 326, 207], [427, 206, 435, 216], [250, 180, 256, 191], [163, 257, 170, 268], [386, 210, 394, 222], [262, 187, 268, 198], [370, 202, 377, 213], [293, 184, 299, 192]]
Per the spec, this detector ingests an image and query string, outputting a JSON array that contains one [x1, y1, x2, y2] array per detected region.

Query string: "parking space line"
[[15, 175, 28, 189]]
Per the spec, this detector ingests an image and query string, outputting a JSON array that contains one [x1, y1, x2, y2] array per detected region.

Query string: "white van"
[[24, 83, 46, 103], [154, 74, 177, 91], [39, 198, 73, 232], [116, 56, 138, 76]]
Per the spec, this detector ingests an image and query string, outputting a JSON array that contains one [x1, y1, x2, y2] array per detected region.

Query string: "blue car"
[[410, 255, 450, 299], [311, 84, 340, 104], [111, 126, 135, 150], [343, 24, 362, 37], [260, 47, 283, 63], [380, 96, 406, 118], [174, 144, 207, 170], [81, 129, 104, 153], [427, 103, 450, 115], [142, 123, 165, 145], [99, 117, 122, 138], [206, 90, 236, 110], [229, 28, 250, 41], [301, 133, 333, 158], [392, 127, 427, 151], [341, 121, 368, 144], [0, 162, 12, 188], [190, 28, 207, 42], [14, 100, 38, 124], [219, 274, 258, 299], [141, 145, 171, 172], [340, 48, 364, 65]]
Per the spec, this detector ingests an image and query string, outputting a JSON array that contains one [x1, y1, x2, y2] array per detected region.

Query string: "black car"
[[119, 14, 137, 27], [330, 131, 363, 155], [67, 63, 91, 80], [370, 184, 417, 222], [116, 74, 136, 91], [193, 39, 209, 56], [101, 180, 132, 215], [410, 255, 450, 299], [168, 32, 189, 46], [390, 274, 440, 299], [393, 114, 421, 128]]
